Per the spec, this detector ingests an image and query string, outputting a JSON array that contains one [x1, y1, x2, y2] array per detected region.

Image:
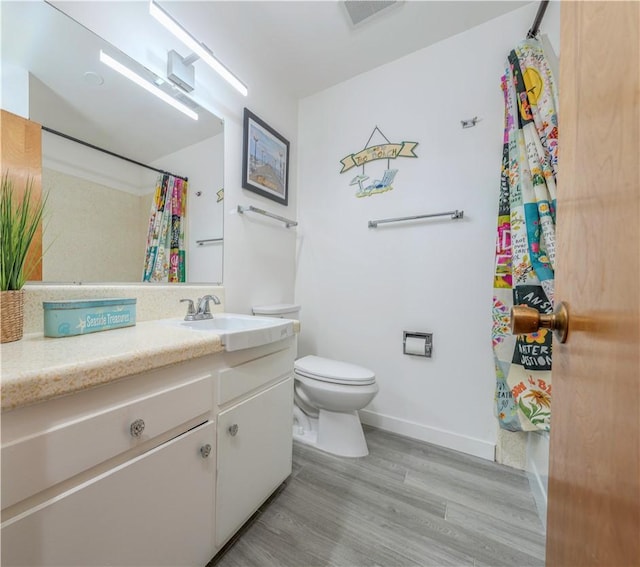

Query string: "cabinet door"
[[2, 422, 215, 567], [216, 377, 293, 547]]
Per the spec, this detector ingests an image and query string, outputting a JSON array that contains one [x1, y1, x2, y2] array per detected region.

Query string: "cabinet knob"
[[200, 444, 212, 458], [228, 424, 239, 436], [130, 419, 145, 438]]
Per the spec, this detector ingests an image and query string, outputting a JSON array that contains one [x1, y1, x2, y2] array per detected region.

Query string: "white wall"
[[527, 431, 550, 528], [0, 62, 29, 118], [295, 3, 560, 460], [43, 130, 152, 195], [52, 1, 299, 314], [42, 132, 153, 283], [42, 168, 148, 282]]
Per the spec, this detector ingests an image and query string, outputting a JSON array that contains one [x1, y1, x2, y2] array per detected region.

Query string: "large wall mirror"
[[1, 1, 224, 284]]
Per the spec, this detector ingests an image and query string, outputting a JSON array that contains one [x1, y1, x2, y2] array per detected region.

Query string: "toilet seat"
[[294, 355, 375, 386]]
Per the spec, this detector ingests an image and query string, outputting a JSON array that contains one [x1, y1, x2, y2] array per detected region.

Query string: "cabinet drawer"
[[217, 348, 293, 406], [2, 372, 213, 509]]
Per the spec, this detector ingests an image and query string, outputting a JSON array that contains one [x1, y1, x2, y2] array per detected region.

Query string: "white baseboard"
[[526, 432, 549, 529], [359, 409, 496, 461], [526, 458, 548, 530]]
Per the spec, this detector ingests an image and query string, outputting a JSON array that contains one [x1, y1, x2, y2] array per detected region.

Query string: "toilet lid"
[[294, 355, 375, 385]]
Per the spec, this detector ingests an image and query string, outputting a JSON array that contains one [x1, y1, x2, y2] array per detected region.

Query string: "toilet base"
[[293, 409, 369, 458]]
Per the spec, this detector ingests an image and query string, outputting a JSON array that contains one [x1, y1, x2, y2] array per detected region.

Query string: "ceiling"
[[162, 1, 531, 99], [1, 1, 532, 164]]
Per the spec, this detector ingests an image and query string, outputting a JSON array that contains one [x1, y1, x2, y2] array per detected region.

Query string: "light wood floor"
[[210, 426, 546, 567]]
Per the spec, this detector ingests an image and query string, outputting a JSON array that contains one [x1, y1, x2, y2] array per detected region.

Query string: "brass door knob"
[[510, 301, 569, 343]]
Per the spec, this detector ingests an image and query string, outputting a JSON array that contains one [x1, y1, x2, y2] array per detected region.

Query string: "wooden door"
[[0, 110, 43, 281], [546, 2, 639, 566]]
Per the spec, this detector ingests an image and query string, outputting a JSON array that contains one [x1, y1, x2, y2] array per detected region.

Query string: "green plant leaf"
[[0, 173, 47, 291]]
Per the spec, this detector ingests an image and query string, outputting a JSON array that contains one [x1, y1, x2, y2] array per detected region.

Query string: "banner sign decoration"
[[340, 142, 418, 173], [339, 126, 418, 198]]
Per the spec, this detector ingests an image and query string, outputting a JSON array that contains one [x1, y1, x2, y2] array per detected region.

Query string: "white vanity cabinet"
[[214, 344, 295, 549], [1, 356, 218, 567], [1, 335, 297, 566]]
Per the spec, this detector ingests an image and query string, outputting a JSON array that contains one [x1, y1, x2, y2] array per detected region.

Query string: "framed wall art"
[[242, 108, 290, 206]]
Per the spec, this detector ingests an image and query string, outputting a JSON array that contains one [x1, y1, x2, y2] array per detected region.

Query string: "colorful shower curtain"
[[492, 39, 559, 432], [143, 173, 187, 282]]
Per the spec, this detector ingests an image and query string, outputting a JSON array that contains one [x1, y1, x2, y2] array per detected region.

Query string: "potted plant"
[[0, 173, 46, 343]]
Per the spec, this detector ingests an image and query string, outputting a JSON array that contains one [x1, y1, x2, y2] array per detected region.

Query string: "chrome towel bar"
[[196, 238, 224, 246], [368, 210, 464, 228], [237, 205, 298, 228]]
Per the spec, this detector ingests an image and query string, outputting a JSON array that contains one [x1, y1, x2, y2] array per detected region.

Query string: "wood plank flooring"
[[209, 426, 545, 567]]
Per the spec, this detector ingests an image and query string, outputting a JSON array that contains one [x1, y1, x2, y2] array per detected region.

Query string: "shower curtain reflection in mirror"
[[143, 173, 187, 282]]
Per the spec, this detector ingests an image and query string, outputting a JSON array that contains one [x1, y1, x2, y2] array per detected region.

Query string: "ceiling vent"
[[343, 1, 401, 27]]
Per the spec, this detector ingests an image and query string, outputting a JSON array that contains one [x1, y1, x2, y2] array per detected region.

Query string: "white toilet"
[[252, 304, 378, 458]]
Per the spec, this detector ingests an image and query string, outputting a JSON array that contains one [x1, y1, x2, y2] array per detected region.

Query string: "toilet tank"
[[252, 304, 301, 319]]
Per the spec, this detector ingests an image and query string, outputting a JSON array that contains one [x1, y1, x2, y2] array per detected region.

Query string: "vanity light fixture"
[[99, 50, 198, 121], [149, 0, 248, 97]]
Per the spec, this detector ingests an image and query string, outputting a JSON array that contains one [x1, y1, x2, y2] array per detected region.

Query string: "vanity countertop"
[[0, 319, 224, 412]]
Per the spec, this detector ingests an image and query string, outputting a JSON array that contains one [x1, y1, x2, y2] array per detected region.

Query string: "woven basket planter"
[[1, 290, 25, 343]]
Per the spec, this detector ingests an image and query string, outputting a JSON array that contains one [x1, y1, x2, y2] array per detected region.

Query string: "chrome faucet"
[[196, 295, 221, 319], [180, 295, 221, 321]]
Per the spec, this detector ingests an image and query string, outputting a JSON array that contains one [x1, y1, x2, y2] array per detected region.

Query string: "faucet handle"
[[180, 299, 196, 321], [197, 295, 221, 318]]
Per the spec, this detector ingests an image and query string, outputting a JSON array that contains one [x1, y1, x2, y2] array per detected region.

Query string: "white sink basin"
[[168, 313, 294, 351]]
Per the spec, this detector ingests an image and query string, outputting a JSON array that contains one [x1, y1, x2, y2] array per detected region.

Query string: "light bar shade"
[[149, 0, 248, 97], [99, 50, 198, 121]]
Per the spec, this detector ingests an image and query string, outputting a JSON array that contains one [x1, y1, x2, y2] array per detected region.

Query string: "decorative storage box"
[[43, 298, 137, 338]]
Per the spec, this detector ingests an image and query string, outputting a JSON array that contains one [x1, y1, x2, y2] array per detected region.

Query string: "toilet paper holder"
[[403, 331, 433, 357]]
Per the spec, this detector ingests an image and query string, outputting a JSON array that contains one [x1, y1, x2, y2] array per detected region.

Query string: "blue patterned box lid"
[[43, 298, 137, 337], [43, 298, 137, 310]]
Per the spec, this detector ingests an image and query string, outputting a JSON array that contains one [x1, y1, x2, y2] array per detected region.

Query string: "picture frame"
[[242, 108, 290, 206]]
